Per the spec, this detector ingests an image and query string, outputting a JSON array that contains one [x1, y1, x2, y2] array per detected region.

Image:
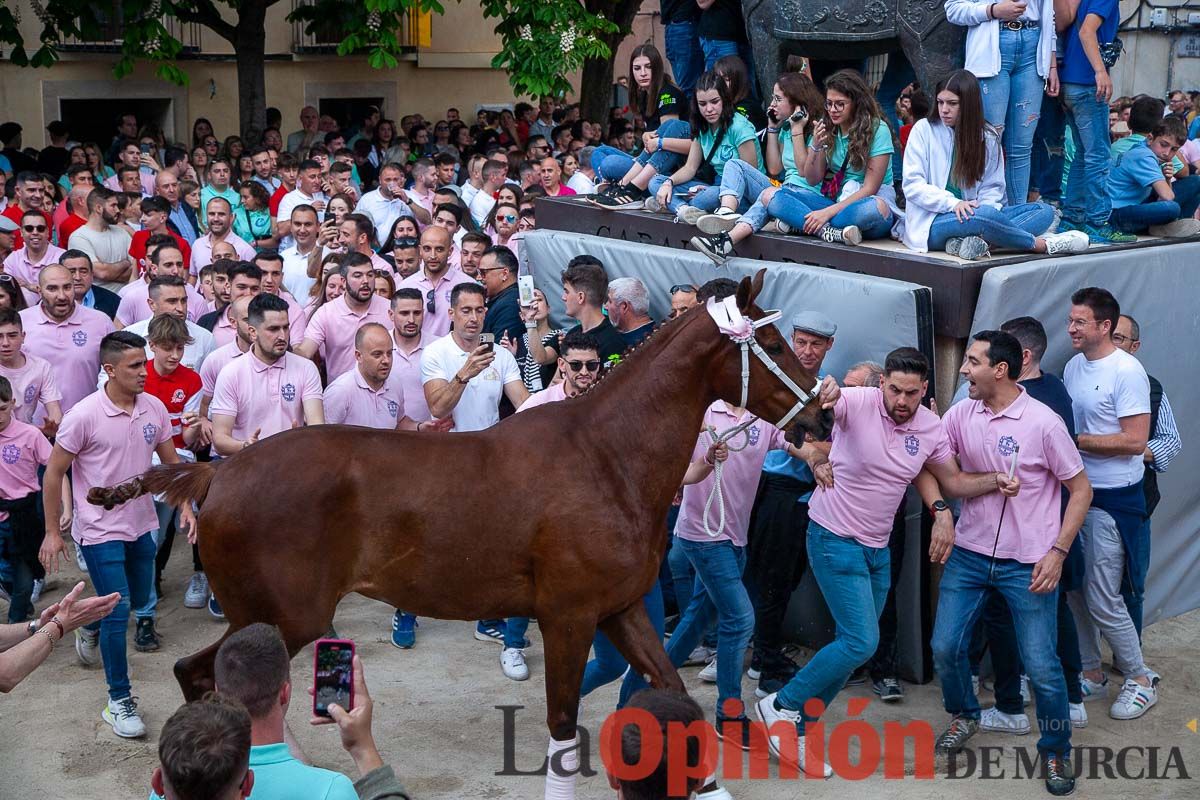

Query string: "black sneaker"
[[873, 676, 904, 703], [1044, 755, 1076, 796], [935, 715, 979, 756], [590, 184, 648, 209], [845, 667, 868, 686], [689, 232, 734, 265], [716, 716, 759, 752], [134, 617, 160, 652]]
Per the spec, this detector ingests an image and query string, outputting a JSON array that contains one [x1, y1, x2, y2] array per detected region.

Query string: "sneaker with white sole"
[[695, 785, 734, 800], [1043, 230, 1090, 254], [643, 194, 665, 214], [30, 578, 46, 603], [935, 715, 979, 756], [183, 572, 209, 609], [1148, 218, 1200, 238], [75, 544, 88, 572], [76, 627, 100, 666], [818, 223, 861, 246], [753, 693, 832, 777], [1080, 673, 1109, 702], [500, 647, 529, 681], [980, 705, 1031, 735], [1019, 674, 1032, 707], [675, 204, 707, 226], [474, 621, 506, 645], [683, 645, 716, 667], [768, 219, 794, 235], [207, 593, 224, 619], [103, 696, 146, 738], [1109, 679, 1157, 720], [746, 666, 761, 681], [696, 207, 741, 235], [1069, 701, 1088, 728], [689, 233, 734, 265], [590, 184, 647, 209], [698, 658, 718, 683], [872, 676, 904, 703], [946, 235, 990, 260]]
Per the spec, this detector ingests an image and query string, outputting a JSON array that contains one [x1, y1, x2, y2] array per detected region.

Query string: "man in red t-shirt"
[[130, 197, 191, 276], [2, 172, 52, 250], [268, 152, 299, 219], [58, 185, 90, 247]]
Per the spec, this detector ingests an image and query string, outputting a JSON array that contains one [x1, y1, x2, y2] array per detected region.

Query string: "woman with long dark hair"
[[691, 71, 825, 263], [644, 70, 762, 221], [714, 54, 767, 132], [899, 70, 1087, 259], [589, 43, 693, 207], [369, 120, 398, 168], [765, 69, 898, 245]]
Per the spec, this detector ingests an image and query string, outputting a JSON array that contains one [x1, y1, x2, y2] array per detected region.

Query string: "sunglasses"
[[425, 289, 437, 314], [498, 214, 517, 223], [22, 225, 46, 233], [565, 359, 602, 373], [0, 274, 14, 283], [670, 284, 696, 294], [394, 236, 418, 248]]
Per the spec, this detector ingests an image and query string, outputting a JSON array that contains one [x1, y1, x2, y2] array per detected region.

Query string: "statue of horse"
[[91, 271, 832, 795], [743, 0, 964, 94]]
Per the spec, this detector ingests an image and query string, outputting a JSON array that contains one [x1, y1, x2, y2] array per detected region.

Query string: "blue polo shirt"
[[1108, 141, 1166, 208], [1060, 0, 1119, 86], [151, 742, 357, 800]]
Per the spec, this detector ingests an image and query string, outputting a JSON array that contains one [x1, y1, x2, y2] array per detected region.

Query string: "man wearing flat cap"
[[744, 310, 838, 699], [0, 216, 18, 264]]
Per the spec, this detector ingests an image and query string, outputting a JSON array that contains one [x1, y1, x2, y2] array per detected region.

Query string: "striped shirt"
[[1147, 390, 1181, 473]]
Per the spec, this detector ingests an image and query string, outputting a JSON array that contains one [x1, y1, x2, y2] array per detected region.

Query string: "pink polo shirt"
[[210, 308, 238, 348], [391, 332, 432, 423], [396, 267, 477, 339], [0, 353, 61, 423], [0, 419, 52, 521], [944, 388, 1084, 564], [675, 402, 788, 546], [188, 231, 256, 276], [19, 303, 115, 414], [809, 387, 953, 548], [277, 291, 308, 348], [323, 367, 405, 429], [115, 279, 206, 326], [210, 350, 322, 441], [516, 381, 569, 412], [303, 294, 392, 380], [4, 244, 66, 306], [55, 388, 171, 545], [199, 340, 248, 397]]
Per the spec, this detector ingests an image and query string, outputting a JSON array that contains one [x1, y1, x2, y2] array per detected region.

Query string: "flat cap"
[[0, 216, 18, 233], [790, 310, 837, 338]]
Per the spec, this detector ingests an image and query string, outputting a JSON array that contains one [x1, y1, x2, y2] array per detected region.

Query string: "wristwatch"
[[26, 620, 38, 637], [930, 499, 950, 515]]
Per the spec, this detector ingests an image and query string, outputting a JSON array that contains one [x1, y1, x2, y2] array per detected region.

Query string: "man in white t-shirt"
[[275, 159, 327, 232], [421, 283, 528, 432], [1062, 287, 1157, 721]]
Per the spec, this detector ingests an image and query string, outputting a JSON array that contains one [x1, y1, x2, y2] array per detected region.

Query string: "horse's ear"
[[735, 276, 753, 313]]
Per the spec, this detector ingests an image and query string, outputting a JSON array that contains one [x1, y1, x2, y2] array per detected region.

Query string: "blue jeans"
[[593, 119, 693, 184], [932, 546, 1070, 758], [927, 202, 1054, 252], [1109, 174, 1200, 232], [766, 186, 894, 239], [665, 21, 705, 94], [1120, 517, 1151, 640], [626, 537, 754, 720], [648, 174, 721, 213], [504, 617, 530, 650], [0, 519, 35, 624], [80, 532, 156, 701], [776, 522, 889, 731], [878, 52, 917, 133], [1031, 94, 1066, 202], [592, 146, 635, 184], [980, 27, 1044, 205], [1061, 83, 1111, 226], [133, 500, 178, 618], [580, 582, 666, 708], [719, 159, 773, 228], [699, 38, 758, 100]]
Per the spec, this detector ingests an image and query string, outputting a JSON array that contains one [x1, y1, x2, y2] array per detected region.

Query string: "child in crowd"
[[1107, 116, 1200, 237]]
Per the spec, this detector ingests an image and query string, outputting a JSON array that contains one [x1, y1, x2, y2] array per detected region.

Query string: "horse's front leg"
[[539, 612, 598, 799]]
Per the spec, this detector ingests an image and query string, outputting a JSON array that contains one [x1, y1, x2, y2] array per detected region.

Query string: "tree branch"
[[167, 0, 237, 42]]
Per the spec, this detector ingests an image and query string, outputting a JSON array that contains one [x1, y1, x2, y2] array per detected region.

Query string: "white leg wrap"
[[544, 735, 580, 800]]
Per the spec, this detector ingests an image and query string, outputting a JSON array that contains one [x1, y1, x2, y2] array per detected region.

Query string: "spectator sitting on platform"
[[643, 70, 763, 223], [897, 70, 1090, 260], [1106, 116, 1200, 237], [714, 55, 767, 132], [688, 71, 824, 265]]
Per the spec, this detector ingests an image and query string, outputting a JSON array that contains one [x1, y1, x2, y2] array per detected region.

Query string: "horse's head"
[[706, 270, 834, 444]]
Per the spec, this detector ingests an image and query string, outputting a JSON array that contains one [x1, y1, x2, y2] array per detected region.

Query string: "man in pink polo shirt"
[[395, 226, 475, 339], [199, 296, 252, 422], [4, 208, 65, 305], [253, 250, 307, 348], [188, 197, 256, 279], [115, 240, 205, 327], [336, 213, 394, 275], [389, 289, 433, 423], [19, 264, 115, 415], [211, 293, 323, 456], [515, 329, 601, 412], [0, 308, 63, 431], [757, 347, 1017, 777], [38, 331, 197, 740], [925, 331, 1089, 795], [199, 262, 262, 348], [296, 253, 391, 380]]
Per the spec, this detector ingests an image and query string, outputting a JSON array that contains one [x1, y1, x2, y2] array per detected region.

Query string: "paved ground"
[[2, 555, 1198, 799]]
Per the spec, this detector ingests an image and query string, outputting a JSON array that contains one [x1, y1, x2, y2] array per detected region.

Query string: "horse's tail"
[[87, 462, 222, 510]]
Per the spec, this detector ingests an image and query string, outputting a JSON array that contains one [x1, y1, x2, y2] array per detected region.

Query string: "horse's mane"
[[557, 309, 693, 402]]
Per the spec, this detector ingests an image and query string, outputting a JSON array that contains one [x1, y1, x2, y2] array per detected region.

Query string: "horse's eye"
[[764, 342, 784, 355]]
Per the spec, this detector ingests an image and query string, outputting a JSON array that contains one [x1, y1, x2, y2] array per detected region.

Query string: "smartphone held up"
[[313, 638, 355, 718]]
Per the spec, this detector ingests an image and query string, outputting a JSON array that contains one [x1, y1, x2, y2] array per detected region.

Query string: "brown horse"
[[92, 270, 831, 780]]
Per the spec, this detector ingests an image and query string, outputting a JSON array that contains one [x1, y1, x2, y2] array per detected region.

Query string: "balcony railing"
[[292, 0, 422, 54], [58, 15, 202, 53]]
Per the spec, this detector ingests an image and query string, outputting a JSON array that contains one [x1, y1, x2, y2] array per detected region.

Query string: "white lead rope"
[[701, 414, 758, 538]]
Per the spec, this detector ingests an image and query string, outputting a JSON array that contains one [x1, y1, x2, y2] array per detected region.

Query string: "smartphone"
[[480, 332, 495, 353], [518, 274, 536, 307], [140, 143, 152, 155], [312, 638, 354, 718]]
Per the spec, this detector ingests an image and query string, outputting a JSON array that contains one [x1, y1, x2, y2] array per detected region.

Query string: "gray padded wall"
[[970, 244, 1200, 624], [521, 230, 938, 681]]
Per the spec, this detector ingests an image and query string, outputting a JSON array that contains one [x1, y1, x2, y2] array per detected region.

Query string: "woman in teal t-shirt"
[[646, 70, 763, 220], [690, 71, 825, 263], [766, 69, 899, 245]]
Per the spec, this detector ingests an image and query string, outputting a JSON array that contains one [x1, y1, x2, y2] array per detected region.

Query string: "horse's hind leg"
[[539, 613, 598, 797], [599, 599, 685, 693], [175, 628, 233, 701]]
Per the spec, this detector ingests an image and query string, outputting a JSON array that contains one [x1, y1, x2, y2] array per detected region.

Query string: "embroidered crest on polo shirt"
[[386, 399, 399, 417], [1, 444, 20, 465], [23, 385, 36, 405], [281, 383, 296, 401], [481, 367, 499, 381], [904, 434, 920, 456], [142, 423, 159, 444], [171, 389, 186, 405], [747, 424, 761, 446], [72, 330, 88, 347], [998, 435, 1018, 457]]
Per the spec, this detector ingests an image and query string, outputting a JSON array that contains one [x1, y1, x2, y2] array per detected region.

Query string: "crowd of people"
[[0, 1, 1189, 798]]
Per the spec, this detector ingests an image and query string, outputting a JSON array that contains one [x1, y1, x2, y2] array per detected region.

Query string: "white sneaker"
[[1043, 229, 1089, 254], [979, 705, 1031, 735], [1070, 702, 1088, 728], [683, 645, 716, 667], [500, 647, 529, 681], [103, 696, 146, 738], [696, 207, 741, 235], [753, 693, 832, 778], [675, 205, 706, 226], [183, 572, 209, 609], [643, 195, 665, 214], [74, 544, 87, 572], [30, 578, 45, 604], [1109, 679, 1157, 720], [695, 785, 734, 800], [1019, 674, 1032, 707], [1080, 673, 1109, 702], [697, 658, 718, 683], [746, 667, 761, 681], [75, 628, 100, 667]]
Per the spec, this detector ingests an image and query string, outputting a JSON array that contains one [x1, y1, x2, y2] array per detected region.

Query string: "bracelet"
[[455, 374, 470, 385], [1050, 545, 1070, 558], [49, 617, 65, 640], [525, 320, 538, 329], [39, 627, 57, 649], [767, 127, 780, 135]]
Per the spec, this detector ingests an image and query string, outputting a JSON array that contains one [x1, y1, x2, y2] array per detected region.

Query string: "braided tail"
[[87, 462, 221, 511]]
